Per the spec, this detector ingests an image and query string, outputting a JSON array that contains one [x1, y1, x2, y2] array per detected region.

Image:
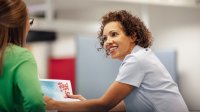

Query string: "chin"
[[110, 55, 118, 60]]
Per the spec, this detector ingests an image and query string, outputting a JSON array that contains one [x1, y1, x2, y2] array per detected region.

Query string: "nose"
[[105, 37, 113, 44], [104, 37, 113, 48]]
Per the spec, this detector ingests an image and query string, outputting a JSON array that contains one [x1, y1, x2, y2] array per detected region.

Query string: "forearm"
[[110, 101, 126, 112], [51, 99, 111, 111], [45, 82, 133, 112]]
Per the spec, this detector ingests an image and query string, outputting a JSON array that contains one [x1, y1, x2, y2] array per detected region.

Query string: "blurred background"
[[24, 0, 200, 111]]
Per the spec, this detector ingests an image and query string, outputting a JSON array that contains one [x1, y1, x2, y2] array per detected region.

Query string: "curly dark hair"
[[97, 10, 153, 56]]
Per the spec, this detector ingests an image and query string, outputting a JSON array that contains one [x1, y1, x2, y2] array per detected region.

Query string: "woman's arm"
[[16, 52, 45, 112], [45, 81, 133, 111], [110, 101, 126, 112], [59, 92, 126, 111]]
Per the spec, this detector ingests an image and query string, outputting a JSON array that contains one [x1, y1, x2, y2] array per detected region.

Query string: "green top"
[[0, 44, 45, 112]]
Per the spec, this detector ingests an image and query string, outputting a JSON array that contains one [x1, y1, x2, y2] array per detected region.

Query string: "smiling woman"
[[98, 10, 153, 57], [101, 21, 135, 60], [44, 10, 189, 112]]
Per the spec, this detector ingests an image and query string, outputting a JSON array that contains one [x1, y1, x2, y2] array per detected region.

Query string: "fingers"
[[43, 95, 50, 101], [67, 94, 87, 101], [43, 96, 55, 110]]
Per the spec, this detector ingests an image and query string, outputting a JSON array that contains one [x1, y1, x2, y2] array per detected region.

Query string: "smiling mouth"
[[107, 46, 118, 54]]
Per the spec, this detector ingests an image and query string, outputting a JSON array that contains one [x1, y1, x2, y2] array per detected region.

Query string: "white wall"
[[150, 6, 200, 111], [29, 34, 76, 79], [29, 42, 50, 79]]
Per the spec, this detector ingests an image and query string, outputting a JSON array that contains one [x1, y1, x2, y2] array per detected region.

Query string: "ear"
[[130, 33, 137, 43]]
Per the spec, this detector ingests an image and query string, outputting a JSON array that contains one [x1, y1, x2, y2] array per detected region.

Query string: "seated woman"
[[44, 10, 188, 112], [0, 0, 45, 111]]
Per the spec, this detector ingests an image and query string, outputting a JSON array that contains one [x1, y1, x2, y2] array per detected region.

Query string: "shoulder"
[[6, 44, 33, 57], [124, 47, 151, 63], [5, 44, 35, 64], [121, 47, 155, 72], [116, 47, 151, 87]]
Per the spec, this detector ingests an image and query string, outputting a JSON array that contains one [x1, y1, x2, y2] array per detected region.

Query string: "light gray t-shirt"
[[116, 45, 188, 112]]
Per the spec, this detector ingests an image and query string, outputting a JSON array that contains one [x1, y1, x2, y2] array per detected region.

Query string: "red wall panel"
[[48, 58, 76, 93]]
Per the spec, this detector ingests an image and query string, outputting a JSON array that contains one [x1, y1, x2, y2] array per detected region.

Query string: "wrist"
[[52, 100, 59, 110], [47, 98, 58, 110]]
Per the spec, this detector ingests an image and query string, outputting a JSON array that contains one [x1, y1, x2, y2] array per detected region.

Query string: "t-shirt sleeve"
[[116, 55, 145, 88], [15, 50, 45, 112]]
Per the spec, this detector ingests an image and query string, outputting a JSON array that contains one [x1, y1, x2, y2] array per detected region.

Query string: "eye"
[[101, 35, 107, 42], [110, 32, 118, 37]]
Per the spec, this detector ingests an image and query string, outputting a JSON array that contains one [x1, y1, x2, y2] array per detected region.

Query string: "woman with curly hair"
[[44, 10, 188, 112]]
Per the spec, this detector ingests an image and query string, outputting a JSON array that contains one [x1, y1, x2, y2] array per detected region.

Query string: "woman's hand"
[[67, 94, 87, 101], [44, 94, 86, 110], [43, 95, 56, 110]]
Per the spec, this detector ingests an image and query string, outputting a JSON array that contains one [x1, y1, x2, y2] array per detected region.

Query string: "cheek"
[[26, 23, 30, 32], [120, 43, 131, 51], [102, 40, 108, 49], [102, 43, 106, 49], [24, 23, 30, 38]]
